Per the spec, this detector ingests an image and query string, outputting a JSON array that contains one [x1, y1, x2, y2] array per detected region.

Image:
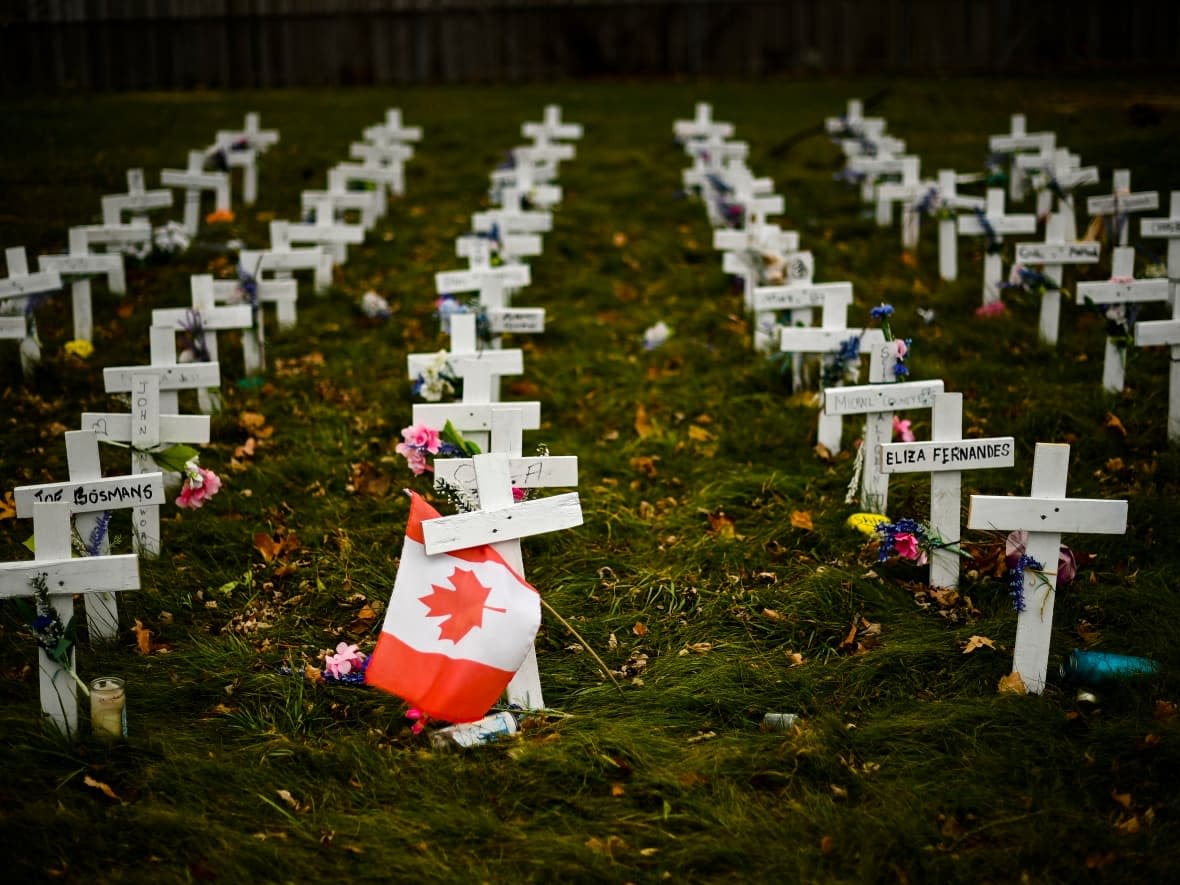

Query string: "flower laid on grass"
[[205, 209, 235, 225], [63, 338, 94, 359], [411, 350, 461, 402], [176, 457, 222, 509], [323, 642, 368, 684], [361, 290, 391, 319], [643, 320, 670, 351], [153, 221, 190, 256], [874, 518, 966, 567], [974, 301, 1008, 318]]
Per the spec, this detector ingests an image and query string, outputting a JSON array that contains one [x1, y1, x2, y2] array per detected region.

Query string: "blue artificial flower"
[[870, 304, 894, 320]]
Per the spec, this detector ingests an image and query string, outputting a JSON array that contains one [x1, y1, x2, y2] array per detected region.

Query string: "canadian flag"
[[365, 492, 540, 722]]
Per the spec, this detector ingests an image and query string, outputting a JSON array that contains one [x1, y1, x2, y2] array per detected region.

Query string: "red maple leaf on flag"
[[419, 567, 508, 643]]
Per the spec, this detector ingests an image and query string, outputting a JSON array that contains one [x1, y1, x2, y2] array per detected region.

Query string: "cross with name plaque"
[[1133, 296, 1180, 442], [957, 188, 1037, 304], [161, 150, 232, 236], [1086, 170, 1159, 248], [214, 112, 278, 206], [240, 226, 330, 296], [1141, 191, 1180, 305], [932, 169, 987, 281], [1014, 212, 1101, 346], [101, 169, 174, 227], [987, 114, 1056, 204]]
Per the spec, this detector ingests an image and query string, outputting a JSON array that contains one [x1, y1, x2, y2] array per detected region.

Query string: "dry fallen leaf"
[[688, 424, 714, 442], [790, 510, 814, 531], [706, 511, 736, 538], [0, 490, 16, 521], [276, 789, 306, 813], [1111, 789, 1134, 810], [998, 671, 1026, 694], [610, 783, 626, 797], [629, 455, 659, 477], [83, 775, 122, 803], [132, 619, 153, 655], [1104, 412, 1127, 438], [632, 621, 648, 637], [634, 403, 654, 439], [962, 635, 996, 654]]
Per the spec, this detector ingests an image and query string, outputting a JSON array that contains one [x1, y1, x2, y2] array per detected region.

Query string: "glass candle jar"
[[89, 676, 126, 738]]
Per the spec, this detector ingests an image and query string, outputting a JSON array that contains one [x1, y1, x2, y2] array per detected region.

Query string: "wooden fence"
[[3, 0, 1177, 92]]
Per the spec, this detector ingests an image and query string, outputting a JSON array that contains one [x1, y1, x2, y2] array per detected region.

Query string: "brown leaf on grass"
[[1114, 816, 1141, 836], [238, 411, 274, 439], [347, 462, 392, 498], [83, 775, 123, 803], [116, 301, 134, 319], [1104, 412, 1127, 438], [234, 437, 257, 460], [837, 617, 881, 655], [762, 608, 784, 621], [610, 783, 626, 797], [998, 671, 1026, 694], [509, 379, 541, 398], [634, 404, 654, 438], [785, 650, 805, 667], [819, 835, 835, 856], [632, 621, 648, 637], [629, 455, 659, 477], [687, 424, 714, 443], [254, 531, 300, 564], [962, 635, 996, 654], [706, 511, 736, 538], [1076, 620, 1102, 645], [1111, 789, 1134, 810], [813, 443, 834, 463], [276, 789, 308, 813], [0, 490, 16, 521], [1155, 700, 1176, 723], [790, 510, 814, 531], [1085, 852, 1117, 870], [132, 619, 154, 655]]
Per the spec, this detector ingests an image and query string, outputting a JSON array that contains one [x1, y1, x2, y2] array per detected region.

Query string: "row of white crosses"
[[402, 107, 585, 716]]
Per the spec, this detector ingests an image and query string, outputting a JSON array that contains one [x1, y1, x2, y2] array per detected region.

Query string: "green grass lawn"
[[2, 76, 1180, 882]]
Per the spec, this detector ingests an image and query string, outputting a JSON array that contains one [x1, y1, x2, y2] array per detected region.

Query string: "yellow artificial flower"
[[847, 512, 889, 536], [64, 339, 94, 359]]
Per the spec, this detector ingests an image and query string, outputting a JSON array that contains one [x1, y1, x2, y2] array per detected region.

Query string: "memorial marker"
[[1, 246, 63, 374], [101, 169, 173, 227], [957, 188, 1037, 304], [1133, 296, 1180, 442], [161, 150, 232, 236], [38, 227, 127, 342], [1141, 190, 1180, 304], [1086, 170, 1158, 248], [213, 112, 278, 206], [1014, 212, 1101, 345], [988, 114, 1056, 203]]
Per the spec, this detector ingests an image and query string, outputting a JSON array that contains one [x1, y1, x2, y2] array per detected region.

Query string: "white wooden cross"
[[1020, 149, 1099, 242], [747, 258, 833, 360], [435, 263, 543, 346], [874, 156, 925, 246], [37, 227, 126, 342], [214, 112, 278, 206], [212, 273, 297, 332], [932, 170, 987, 281], [1141, 190, 1180, 305], [70, 221, 152, 258], [240, 225, 330, 295], [101, 169, 173, 227], [674, 102, 735, 150], [14, 429, 164, 640], [967, 443, 1128, 693], [821, 341, 944, 513], [361, 108, 423, 147], [879, 393, 1015, 588], [720, 228, 811, 315], [1134, 296, 1180, 442], [493, 146, 568, 204], [824, 99, 884, 141], [682, 135, 748, 199], [473, 187, 553, 236], [523, 104, 583, 143], [302, 166, 383, 231], [987, 114, 1056, 203], [83, 349, 214, 556], [1014, 212, 1102, 345], [332, 160, 400, 219], [286, 198, 365, 265], [424, 445, 582, 712], [349, 138, 414, 198], [847, 151, 914, 209], [957, 188, 1037, 304], [1086, 170, 1158, 248], [456, 231, 542, 267], [152, 274, 257, 410], [160, 150, 232, 236], [0, 501, 139, 737], [779, 327, 884, 455], [409, 313, 540, 451], [2, 246, 63, 373], [1076, 246, 1170, 393]]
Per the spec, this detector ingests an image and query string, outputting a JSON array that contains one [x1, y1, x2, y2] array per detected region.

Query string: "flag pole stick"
[[539, 597, 623, 694]]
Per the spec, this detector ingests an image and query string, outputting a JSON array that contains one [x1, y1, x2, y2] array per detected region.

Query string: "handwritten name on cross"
[[720, 226, 809, 315], [957, 188, 1037, 305], [456, 231, 542, 267], [161, 150, 231, 236], [1085, 170, 1158, 248], [2, 246, 63, 374], [968, 443, 1128, 693], [1141, 190, 1180, 304], [1014, 212, 1101, 346], [822, 341, 944, 513], [38, 227, 127, 342], [435, 263, 543, 345], [879, 393, 1015, 589], [988, 114, 1055, 203], [15, 429, 164, 640], [84, 368, 213, 557], [0, 502, 139, 737], [71, 221, 152, 257], [474, 187, 553, 236], [1076, 246, 1170, 393], [426, 437, 582, 710], [101, 168, 173, 227]]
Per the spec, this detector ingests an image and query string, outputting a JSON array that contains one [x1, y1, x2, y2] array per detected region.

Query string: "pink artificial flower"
[[324, 642, 365, 678], [176, 467, 222, 509], [1005, 530, 1077, 585], [892, 416, 915, 442], [892, 339, 908, 360], [893, 532, 922, 561], [406, 707, 427, 735], [395, 442, 432, 476], [974, 301, 1007, 318], [512, 486, 527, 503], [401, 423, 441, 454]]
